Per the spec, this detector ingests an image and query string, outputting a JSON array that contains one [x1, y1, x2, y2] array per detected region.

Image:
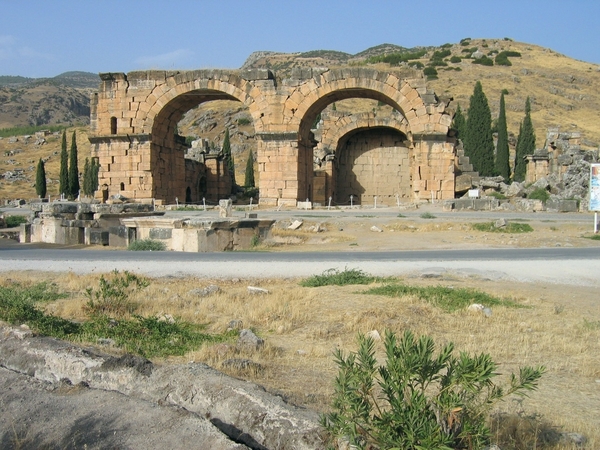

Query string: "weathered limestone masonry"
[[90, 68, 456, 206]]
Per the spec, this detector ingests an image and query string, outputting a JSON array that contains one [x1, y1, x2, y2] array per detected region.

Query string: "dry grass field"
[[2, 214, 599, 449]]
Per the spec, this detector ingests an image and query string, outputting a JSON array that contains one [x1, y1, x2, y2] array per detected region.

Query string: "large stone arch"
[[311, 112, 412, 205], [89, 68, 456, 206]]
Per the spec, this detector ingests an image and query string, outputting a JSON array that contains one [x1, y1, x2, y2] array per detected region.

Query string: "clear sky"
[[1, 0, 599, 78]]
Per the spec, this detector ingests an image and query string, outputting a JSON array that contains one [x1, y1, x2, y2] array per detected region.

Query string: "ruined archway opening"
[[334, 127, 410, 206], [297, 90, 406, 204], [149, 92, 255, 205]]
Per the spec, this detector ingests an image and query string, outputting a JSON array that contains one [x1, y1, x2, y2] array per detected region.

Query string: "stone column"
[[412, 135, 456, 201], [256, 132, 308, 206]]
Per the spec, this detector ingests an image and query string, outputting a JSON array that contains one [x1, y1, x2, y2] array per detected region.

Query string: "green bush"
[[472, 56, 494, 66], [450, 55, 462, 63], [237, 117, 251, 126], [300, 268, 379, 287], [423, 67, 438, 80], [527, 188, 550, 202], [420, 212, 436, 219], [495, 53, 512, 66], [460, 38, 472, 46], [128, 239, 167, 251], [5, 215, 28, 228], [408, 61, 424, 69], [322, 330, 545, 450], [84, 270, 148, 317]]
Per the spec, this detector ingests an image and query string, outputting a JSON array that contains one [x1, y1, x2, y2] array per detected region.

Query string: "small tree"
[[82, 158, 91, 197], [452, 104, 467, 140], [68, 131, 80, 199], [514, 97, 536, 182], [91, 158, 100, 194], [35, 158, 47, 199], [495, 92, 510, 179], [222, 128, 235, 194], [59, 131, 69, 197], [322, 330, 544, 450], [244, 151, 255, 188], [464, 81, 495, 176]]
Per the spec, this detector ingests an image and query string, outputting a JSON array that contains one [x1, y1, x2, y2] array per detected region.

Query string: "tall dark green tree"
[[59, 131, 69, 197], [514, 97, 536, 182], [464, 81, 495, 176], [82, 158, 92, 197], [91, 158, 100, 194], [244, 151, 255, 188], [495, 92, 510, 179], [68, 131, 80, 199], [35, 158, 47, 199], [222, 128, 235, 193], [452, 104, 467, 140]]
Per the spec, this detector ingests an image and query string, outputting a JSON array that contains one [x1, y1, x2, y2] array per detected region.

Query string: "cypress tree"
[[222, 128, 235, 193], [495, 92, 510, 179], [464, 81, 495, 176], [244, 151, 255, 188], [91, 158, 100, 194], [82, 158, 91, 197], [514, 97, 536, 182], [35, 158, 47, 199], [452, 104, 467, 140], [59, 131, 69, 197], [68, 131, 80, 199]]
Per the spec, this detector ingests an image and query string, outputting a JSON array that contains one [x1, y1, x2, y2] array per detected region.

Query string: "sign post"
[[589, 164, 600, 233]]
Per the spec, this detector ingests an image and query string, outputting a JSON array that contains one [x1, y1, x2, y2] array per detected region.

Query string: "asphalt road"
[[1, 239, 598, 286]]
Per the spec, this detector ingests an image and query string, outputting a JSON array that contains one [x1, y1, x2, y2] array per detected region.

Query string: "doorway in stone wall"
[[335, 128, 410, 206]]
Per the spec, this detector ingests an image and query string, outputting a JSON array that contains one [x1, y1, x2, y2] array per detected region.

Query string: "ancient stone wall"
[[90, 68, 456, 206]]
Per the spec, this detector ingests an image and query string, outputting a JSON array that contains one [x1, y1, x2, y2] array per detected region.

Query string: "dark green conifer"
[[495, 92, 510, 179], [68, 131, 80, 199], [59, 131, 69, 197], [514, 97, 536, 182], [82, 158, 91, 197], [464, 81, 495, 176], [222, 128, 235, 193], [452, 104, 467, 140], [35, 158, 47, 199], [244, 151, 255, 188]]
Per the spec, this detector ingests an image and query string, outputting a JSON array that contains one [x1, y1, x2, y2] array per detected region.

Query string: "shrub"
[[84, 270, 148, 317], [322, 330, 545, 450], [501, 88, 509, 95], [128, 239, 166, 251], [450, 55, 462, 63], [4, 215, 28, 228], [495, 53, 512, 66], [472, 56, 494, 66], [420, 212, 436, 219], [408, 61, 424, 69], [460, 38, 472, 46], [527, 188, 550, 202], [423, 67, 438, 80], [237, 117, 251, 126]]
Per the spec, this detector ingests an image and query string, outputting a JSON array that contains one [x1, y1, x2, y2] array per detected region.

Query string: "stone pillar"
[[256, 132, 306, 206], [412, 135, 456, 201]]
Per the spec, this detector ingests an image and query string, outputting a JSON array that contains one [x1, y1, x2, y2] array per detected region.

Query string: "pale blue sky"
[[1, 0, 599, 78]]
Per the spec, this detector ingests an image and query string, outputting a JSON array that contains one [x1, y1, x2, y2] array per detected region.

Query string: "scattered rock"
[[222, 358, 263, 374], [494, 218, 507, 228], [247, 286, 269, 295], [468, 304, 485, 313], [237, 329, 264, 349], [189, 284, 220, 297], [370, 225, 383, 232], [97, 338, 116, 347], [560, 432, 587, 447], [288, 220, 303, 230], [157, 314, 175, 324], [227, 320, 243, 331], [366, 330, 381, 341]]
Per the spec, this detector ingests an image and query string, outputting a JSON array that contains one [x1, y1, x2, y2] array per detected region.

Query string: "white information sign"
[[590, 164, 600, 211]]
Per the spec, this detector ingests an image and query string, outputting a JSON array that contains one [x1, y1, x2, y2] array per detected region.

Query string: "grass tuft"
[[128, 239, 166, 251], [420, 212, 436, 219], [364, 283, 524, 312], [472, 222, 534, 233], [300, 268, 380, 287]]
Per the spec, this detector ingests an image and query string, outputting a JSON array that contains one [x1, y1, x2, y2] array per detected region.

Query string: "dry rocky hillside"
[[1, 39, 600, 201]]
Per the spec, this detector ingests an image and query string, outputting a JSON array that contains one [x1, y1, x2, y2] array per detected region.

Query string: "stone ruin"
[[19, 201, 273, 252], [445, 128, 599, 212]]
